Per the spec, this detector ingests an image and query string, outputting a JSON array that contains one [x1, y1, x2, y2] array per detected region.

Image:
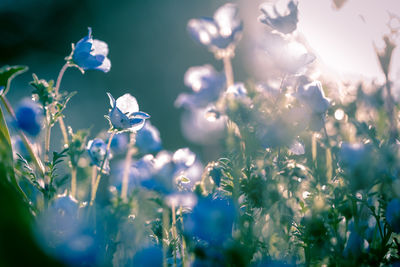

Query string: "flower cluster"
[[1, 2, 400, 267]]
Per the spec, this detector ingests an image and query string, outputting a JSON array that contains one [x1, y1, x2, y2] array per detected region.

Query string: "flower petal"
[[107, 92, 116, 108], [129, 118, 146, 132], [132, 111, 150, 119], [116, 93, 139, 116]]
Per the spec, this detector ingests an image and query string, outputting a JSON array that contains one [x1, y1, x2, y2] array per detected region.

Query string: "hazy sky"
[[240, 0, 400, 82], [298, 0, 400, 81]]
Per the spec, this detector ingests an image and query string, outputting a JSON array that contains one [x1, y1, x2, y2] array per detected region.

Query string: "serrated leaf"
[[0, 65, 28, 96], [30, 74, 54, 108]]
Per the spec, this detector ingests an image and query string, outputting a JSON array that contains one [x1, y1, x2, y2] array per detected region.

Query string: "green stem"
[[121, 132, 136, 202], [90, 132, 115, 205], [54, 63, 70, 145], [171, 203, 178, 267], [311, 133, 317, 163], [70, 167, 77, 198], [223, 56, 234, 88], [55, 63, 69, 96], [385, 76, 398, 143], [54, 63, 82, 198], [44, 109, 51, 187], [162, 208, 169, 267], [179, 205, 187, 267], [323, 122, 333, 180]]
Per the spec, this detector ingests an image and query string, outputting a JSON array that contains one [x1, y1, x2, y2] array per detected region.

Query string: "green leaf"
[[0, 105, 12, 148], [30, 74, 54, 108], [0, 65, 28, 96], [48, 148, 68, 193], [0, 106, 27, 199]]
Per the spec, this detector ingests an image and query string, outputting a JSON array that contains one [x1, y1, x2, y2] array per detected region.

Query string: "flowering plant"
[[1, 2, 400, 267]]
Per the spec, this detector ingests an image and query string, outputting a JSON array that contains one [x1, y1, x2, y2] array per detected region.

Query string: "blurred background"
[[0, 0, 244, 160], [1, 0, 399, 161], [1, 0, 400, 265]]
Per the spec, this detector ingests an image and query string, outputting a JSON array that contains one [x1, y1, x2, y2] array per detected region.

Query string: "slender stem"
[[385, 77, 398, 143], [323, 122, 333, 180], [44, 108, 51, 163], [162, 208, 169, 267], [90, 165, 97, 201], [279, 74, 287, 93], [0, 96, 45, 176], [43, 110, 52, 190], [323, 121, 331, 148], [223, 56, 234, 88], [54, 63, 70, 147], [54, 63, 81, 198], [59, 117, 69, 147], [121, 133, 136, 202], [70, 167, 77, 198], [179, 205, 187, 267], [90, 132, 115, 205], [311, 133, 317, 163], [171, 202, 178, 267], [55, 63, 69, 96]]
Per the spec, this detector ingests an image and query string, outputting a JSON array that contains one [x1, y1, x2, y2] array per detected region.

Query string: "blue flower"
[[339, 142, 376, 190], [297, 81, 330, 114], [173, 147, 196, 168], [138, 148, 200, 194], [71, 27, 111, 73], [253, 260, 295, 267], [110, 132, 129, 154], [256, 118, 295, 149], [295, 80, 330, 131], [289, 140, 305, 155], [181, 107, 226, 145], [15, 99, 43, 137], [111, 154, 156, 193], [187, 3, 243, 54], [386, 199, 400, 233], [184, 197, 236, 245], [140, 151, 176, 194], [132, 246, 163, 267], [87, 138, 110, 173], [12, 136, 30, 160], [136, 121, 162, 154], [175, 65, 225, 109], [259, 0, 298, 34], [339, 143, 370, 169], [226, 82, 248, 98], [166, 192, 197, 209], [261, 33, 315, 74], [107, 92, 150, 132], [35, 195, 101, 266], [343, 231, 365, 258]]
